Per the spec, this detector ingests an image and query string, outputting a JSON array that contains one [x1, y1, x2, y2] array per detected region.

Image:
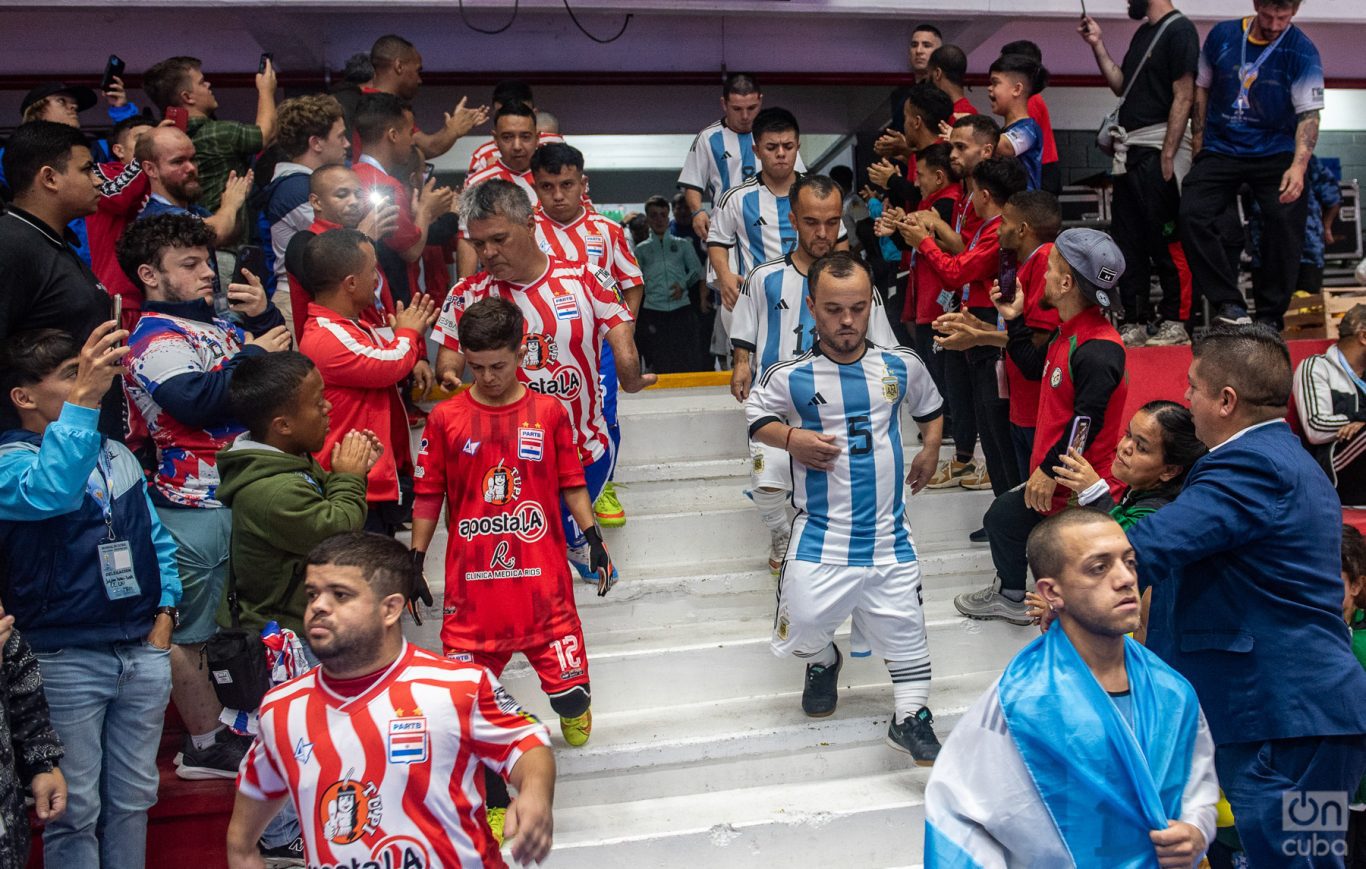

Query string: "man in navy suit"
[[1127, 324, 1366, 866]]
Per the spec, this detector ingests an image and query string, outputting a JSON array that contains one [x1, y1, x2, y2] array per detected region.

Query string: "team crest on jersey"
[[522, 333, 559, 370], [881, 368, 900, 403], [386, 715, 429, 765], [1049, 366, 1063, 388], [518, 424, 545, 461], [457, 502, 548, 543], [552, 293, 580, 321], [528, 366, 583, 401], [584, 235, 606, 258], [482, 462, 521, 505], [319, 778, 382, 844]]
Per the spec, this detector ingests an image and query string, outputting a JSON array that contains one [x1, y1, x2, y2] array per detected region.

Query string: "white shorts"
[[749, 441, 792, 492], [772, 559, 929, 662]]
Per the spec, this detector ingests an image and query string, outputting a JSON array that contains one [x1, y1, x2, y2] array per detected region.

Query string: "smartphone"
[[111, 294, 123, 342], [231, 245, 267, 290], [1080, 0, 1091, 32], [1068, 416, 1092, 455], [369, 188, 391, 208], [997, 279, 1018, 304], [100, 55, 126, 91], [258, 52, 273, 74], [165, 106, 188, 132], [423, 162, 436, 186]]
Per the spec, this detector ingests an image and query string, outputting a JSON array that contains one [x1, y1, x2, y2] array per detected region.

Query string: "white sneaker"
[[768, 528, 791, 574], [1119, 323, 1148, 347], [960, 461, 993, 491], [1145, 319, 1190, 346]]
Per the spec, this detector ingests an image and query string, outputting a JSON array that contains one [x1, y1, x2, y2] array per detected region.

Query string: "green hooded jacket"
[[215, 437, 368, 633]]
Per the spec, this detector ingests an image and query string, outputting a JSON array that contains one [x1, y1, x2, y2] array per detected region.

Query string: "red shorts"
[[444, 625, 590, 701]]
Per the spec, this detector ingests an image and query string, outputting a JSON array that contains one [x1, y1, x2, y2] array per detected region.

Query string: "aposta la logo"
[[457, 502, 548, 543], [528, 366, 582, 400]]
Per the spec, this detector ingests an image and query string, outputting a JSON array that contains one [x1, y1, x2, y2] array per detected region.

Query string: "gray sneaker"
[[1118, 323, 1148, 347], [954, 583, 1032, 626], [1145, 319, 1190, 346]]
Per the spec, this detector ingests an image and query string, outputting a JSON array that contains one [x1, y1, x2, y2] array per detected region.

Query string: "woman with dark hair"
[[1050, 399, 1207, 527], [1026, 400, 1207, 642]]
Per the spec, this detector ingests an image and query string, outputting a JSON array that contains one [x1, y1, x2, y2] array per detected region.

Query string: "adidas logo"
[[807, 392, 828, 406], [753, 217, 768, 226], [775, 299, 789, 310], [721, 150, 733, 159]]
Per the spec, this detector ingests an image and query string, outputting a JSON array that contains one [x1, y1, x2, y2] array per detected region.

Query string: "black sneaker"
[[801, 646, 842, 718], [175, 729, 253, 780], [259, 836, 305, 868], [969, 527, 989, 544], [887, 707, 942, 767]]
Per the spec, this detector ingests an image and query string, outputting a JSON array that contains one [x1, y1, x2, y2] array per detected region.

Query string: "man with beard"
[[746, 252, 945, 763], [135, 127, 251, 248], [730, 175, 898, 573], [1079, 0, 1199, 347], [227, 532, 556, 868]]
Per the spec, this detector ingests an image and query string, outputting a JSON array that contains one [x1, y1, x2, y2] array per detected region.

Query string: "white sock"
[[805, 643, 838, 669], [191, 725, 224, 750], [752, 488, 790, 535], [888, 658, 932, 723]]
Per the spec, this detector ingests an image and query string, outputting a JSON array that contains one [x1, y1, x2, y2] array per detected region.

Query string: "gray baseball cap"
[[1054, 228, 1125, 309]]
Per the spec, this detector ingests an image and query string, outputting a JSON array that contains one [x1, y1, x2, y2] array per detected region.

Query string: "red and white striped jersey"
[[434, 258, 632, 464], [467, 132, 565, 176], [237, 643, 550, 869], [534, 206, 643, 293]]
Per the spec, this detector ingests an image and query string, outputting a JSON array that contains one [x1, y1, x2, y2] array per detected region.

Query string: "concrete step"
[[492, 595, 1027, 717], [541, 769, 929, 868], [551, 669, 1002, 805]]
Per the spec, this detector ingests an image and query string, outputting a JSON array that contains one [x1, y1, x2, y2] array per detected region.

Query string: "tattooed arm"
[[1280, 110, 1320, 204]]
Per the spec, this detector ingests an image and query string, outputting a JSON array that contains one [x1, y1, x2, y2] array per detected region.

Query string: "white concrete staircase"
[[404, 386, 1033, 867]]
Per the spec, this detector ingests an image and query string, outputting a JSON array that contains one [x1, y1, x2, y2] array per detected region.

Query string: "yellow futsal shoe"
[[486, 806, 506, 846], [593, 482, 626, 527], [560, 709, 593, 747]]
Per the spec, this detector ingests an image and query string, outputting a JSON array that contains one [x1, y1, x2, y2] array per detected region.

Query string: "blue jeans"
[[35, 641, 171, 869]]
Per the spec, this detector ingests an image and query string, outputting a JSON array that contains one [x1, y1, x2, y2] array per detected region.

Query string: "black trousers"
[[636, 305, 700, 374], [984, 486, 1043, 592], [942, 347, 978, 461], [1179, 150, 1309, 328], [1111, 147, 1189, 324], [966, 345, 1020, 495]]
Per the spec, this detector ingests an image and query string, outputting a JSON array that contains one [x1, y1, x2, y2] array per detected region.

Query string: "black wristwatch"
[[154, 606, 179, 628]]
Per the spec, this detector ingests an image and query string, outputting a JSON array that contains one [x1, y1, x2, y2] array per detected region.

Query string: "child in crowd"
[[297, 229, 436, 536], [217, 350, 380, 635], [987, 53, 1046, 192], [895, 142, 960, 406], [410, 297, 613, 841]]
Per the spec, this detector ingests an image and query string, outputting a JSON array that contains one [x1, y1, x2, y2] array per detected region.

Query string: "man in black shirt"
[[0, 122, 120, 432], [1079, 0, 1198, 348]]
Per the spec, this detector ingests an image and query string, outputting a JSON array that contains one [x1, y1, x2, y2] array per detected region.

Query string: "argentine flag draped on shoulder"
[[924, 625, 1218, 867]]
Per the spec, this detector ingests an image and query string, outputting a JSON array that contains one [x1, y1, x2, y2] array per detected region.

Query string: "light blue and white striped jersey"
[[731, 255, 899, 381], [707, 175, 848, 286], [746, 344, 943, 566], [678, 120, 807, 205]]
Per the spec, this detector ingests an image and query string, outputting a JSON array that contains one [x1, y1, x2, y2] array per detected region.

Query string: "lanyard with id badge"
[[90, 446, 139, 601], [1232, 18, 1291, 123]]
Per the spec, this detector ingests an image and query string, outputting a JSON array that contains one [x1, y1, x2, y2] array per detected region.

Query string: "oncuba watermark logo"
[[1282, 790, 1349, 858]]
